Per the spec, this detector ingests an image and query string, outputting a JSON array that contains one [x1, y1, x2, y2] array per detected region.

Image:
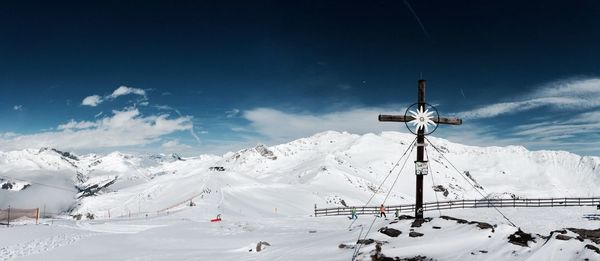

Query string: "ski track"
[[0, 232, 97, 261]]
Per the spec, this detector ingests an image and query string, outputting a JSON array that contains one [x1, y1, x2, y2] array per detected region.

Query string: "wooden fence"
[[314, 197, 600, 217]]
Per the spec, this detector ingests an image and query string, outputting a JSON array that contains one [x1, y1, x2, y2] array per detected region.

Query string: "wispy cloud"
[[81, 86, 147, 107], [0, 108, 192, 151], [225, 108, 240, 118], [13, 105, 23, 111], [448, 77, 600, 155], [109, 86, 146, 99], [458, 78, 600, 119]]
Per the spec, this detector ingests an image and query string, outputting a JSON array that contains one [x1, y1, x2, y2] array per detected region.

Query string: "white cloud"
[[81, 86, 147, 107], [242, 107, 406, 143], [0, 108, 192, 151], [13, 105, 23, 111], [458, 78, 600, 119], [82, 95, 103, 107], [57, 119, 97, 130], [109, 86, 146, 99]]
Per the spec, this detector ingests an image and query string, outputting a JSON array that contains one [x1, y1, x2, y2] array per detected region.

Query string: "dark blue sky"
[[1, 0, 600, 155]]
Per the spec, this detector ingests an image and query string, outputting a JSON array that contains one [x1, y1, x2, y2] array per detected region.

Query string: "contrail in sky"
[[403, 0, 430, 39]]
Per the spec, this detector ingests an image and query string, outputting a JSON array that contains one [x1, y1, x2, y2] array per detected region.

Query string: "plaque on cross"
[[378, 79, 462, 220]]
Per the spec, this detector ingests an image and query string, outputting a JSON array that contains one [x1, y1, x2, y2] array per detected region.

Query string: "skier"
[[350, 207, 358, 220], [379, 204, 387, 218], [394, 208, 399, 219]]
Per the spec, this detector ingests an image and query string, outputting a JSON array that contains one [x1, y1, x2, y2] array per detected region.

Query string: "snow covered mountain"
[[1, 131, 599, 219]]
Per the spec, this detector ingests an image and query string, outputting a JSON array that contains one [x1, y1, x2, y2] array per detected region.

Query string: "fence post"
[[462, 199, 465, 208], [551, 198, 553, 207], [564, 197, 567, 207], [7, 205, 10, 227], [36, 208, 40, 225]]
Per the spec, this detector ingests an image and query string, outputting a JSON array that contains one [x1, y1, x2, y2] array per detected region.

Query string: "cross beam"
[[378, 79, 462, 220], [378, 115, 462, 125]]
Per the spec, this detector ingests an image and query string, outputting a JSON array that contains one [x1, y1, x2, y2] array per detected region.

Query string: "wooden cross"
[[378, 79, 462, 220]]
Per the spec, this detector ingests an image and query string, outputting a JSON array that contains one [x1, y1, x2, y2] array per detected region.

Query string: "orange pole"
[[36, 208, 40, 225]]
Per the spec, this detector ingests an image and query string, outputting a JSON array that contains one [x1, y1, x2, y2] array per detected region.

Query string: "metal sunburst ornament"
[[409, 106, 436, 133], [403, 103, 440, 135]]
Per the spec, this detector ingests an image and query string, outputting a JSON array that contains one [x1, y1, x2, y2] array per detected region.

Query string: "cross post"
[[378, 79, 462, 220]]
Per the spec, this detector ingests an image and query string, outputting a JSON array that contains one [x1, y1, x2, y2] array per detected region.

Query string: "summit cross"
[[378, 79, 462, 220]]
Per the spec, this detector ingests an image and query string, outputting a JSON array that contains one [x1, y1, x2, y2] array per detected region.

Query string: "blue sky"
[[1, 0, 600, 156]]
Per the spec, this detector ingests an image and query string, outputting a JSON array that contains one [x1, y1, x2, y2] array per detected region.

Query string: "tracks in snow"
[[0, 232, 98, 261]]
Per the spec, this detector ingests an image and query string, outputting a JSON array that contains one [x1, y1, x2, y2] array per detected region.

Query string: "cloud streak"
[[81, 86, 147, 107], [458, 78, 600, 119]]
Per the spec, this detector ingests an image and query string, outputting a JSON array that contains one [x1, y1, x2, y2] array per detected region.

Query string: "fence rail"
[[314, 197, 600, 217]]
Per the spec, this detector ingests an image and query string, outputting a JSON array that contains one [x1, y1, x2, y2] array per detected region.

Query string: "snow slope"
[[1, 131, 599, 219]]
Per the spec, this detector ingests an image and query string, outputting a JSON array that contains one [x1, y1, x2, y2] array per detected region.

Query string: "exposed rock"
[[409, 231, 424, 237], [432, 185, 449, 197], [170, 153, 184, 161], [209, 166, 225, 172], [432, 226, 442, 229], [568, 228, 600, 244], [555, 234, 573, 241], [398, 215, 414, 220], [508, 229, 536, 247], [379, 227, 402, 237], [440, 215, 468, 224], [256, 241, 270, 252], [76, 176, 118, 198], [357, 238, 375, 245], [338, 243, 354, 249], [470, 250, 488, 255], [1, 182, 12, 190], [584, 244, 600, 254], [255, 144, 277, 160], [356, 238, 387, 245], [468, 221, 495, 232]]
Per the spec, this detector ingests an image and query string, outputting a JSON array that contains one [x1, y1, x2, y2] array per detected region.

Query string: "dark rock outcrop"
[[584, 244, 600, 254], [508, 229, 536, 247], [568, 228, 600, 244], [379, 227, 402, 237], [409, 231, 424, 237]]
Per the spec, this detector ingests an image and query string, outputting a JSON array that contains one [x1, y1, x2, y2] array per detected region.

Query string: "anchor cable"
[[424, 137, 518, 227], [352, 141, 416, 260]]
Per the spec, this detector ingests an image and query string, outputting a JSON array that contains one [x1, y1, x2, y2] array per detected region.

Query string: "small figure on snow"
[[394, 208, 399, 219], [349, 207, 358, 220], [379, 204, 387, 218]]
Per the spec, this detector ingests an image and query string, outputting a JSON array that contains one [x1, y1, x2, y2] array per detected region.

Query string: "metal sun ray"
[[408, 106, 437, 133]]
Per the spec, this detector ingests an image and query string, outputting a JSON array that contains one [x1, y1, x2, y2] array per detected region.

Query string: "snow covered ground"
[[1, 206, 599, 260], [0, 131, 599, 260]]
